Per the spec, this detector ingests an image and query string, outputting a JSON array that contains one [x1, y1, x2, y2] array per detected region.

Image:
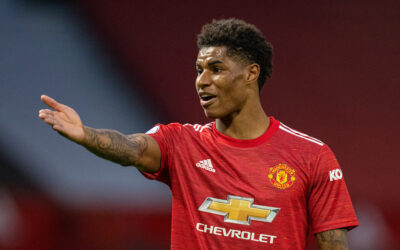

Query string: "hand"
[[39, 95, 85, 144]]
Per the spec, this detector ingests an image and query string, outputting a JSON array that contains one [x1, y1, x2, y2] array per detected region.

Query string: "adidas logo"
[[196, 159, 216, 173]]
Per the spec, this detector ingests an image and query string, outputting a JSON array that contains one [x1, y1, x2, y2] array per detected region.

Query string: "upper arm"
[[316, 228, 349, 250], [308, 145, 359, 234], [126, 133, 161, 173]]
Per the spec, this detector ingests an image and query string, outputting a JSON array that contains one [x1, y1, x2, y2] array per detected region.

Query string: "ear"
[[245, 63, 260, 85]]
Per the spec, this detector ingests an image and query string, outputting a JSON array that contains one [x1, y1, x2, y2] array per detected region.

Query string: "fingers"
[[39, 109, 55, 125], [38, 109, 68, 135], [38, 109, 62, 129], [38, 109, 53, 119], [41, 95, 68, 112]]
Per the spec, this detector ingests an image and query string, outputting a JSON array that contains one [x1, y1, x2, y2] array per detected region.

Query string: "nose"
[[196, 70, 212, 89]]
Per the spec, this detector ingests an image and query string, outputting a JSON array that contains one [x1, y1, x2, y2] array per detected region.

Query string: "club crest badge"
[[268, 164, 295, 189]]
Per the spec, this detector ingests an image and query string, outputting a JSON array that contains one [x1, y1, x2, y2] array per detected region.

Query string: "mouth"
[[199, 94, 217, 107]]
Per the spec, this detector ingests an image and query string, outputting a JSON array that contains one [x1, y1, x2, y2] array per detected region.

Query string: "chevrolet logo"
[[198, 195, 280, 225]]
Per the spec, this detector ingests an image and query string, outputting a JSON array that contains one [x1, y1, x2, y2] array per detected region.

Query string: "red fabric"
[[142, 117, 358, 249]]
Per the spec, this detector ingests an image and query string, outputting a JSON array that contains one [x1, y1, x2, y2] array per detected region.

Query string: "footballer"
[[39, 18, 358, 249]]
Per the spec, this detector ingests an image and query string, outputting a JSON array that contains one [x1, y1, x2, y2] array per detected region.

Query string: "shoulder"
[[182, 122, 214, 133], [271, 120, 329, 163], [275, 121, 325, 148], [273, 120, 340, 179], [146, 122, 214, 136]]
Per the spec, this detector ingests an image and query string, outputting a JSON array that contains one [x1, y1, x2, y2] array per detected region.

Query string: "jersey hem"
[[312, 220, 359, 235], [139, 133, 167, 181]]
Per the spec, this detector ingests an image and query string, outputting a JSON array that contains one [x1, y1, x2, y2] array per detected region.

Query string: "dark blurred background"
[[0, 0, 399, 249]]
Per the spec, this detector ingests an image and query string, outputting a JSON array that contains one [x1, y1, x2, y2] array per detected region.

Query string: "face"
[[195, 46, 249, 119]]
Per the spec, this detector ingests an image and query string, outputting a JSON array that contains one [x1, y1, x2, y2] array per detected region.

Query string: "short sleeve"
[[139, 123, 181, 186], [308, 144, 359, 234]]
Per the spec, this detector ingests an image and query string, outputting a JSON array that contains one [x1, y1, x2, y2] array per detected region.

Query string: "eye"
[[196, 68, 203, 75], [213, 67, 222, 73]]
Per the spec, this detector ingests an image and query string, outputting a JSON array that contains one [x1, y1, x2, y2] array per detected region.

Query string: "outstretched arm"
[[316, 228, 349, 250], [38, 95, 161, 173]]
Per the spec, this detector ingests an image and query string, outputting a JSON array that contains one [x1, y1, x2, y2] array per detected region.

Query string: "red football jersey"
[[142, 117, 358, 249]]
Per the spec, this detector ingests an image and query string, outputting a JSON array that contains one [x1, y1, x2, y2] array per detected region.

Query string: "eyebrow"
[[196, 60, 223, 67]]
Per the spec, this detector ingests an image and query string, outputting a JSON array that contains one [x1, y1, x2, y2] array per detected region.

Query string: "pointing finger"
[[41, 95, 67, 112]]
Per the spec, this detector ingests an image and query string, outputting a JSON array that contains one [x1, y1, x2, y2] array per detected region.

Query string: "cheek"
[[218, 85, 246, 110], [221, 77, 246, 100]]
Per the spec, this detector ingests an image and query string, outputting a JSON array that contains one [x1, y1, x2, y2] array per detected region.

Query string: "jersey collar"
[[212, 116, 280, 148]]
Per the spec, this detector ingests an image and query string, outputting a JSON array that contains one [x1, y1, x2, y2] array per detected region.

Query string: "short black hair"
[[197, 18, 273, 91]]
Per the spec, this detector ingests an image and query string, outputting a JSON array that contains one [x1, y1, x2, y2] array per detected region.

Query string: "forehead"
[[196, 46, 227, 63]]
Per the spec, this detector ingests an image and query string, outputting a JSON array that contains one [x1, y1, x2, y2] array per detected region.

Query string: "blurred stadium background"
[[0, 0, 399, 249]]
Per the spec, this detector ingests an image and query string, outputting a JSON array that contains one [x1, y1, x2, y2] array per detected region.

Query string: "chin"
[[204, 112, 218, 119], [203, 108, 225, 119]]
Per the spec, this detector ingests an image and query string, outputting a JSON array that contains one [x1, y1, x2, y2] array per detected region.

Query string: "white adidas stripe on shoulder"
[[200, 123, 213, 132], [279, 123, 324, 146], [183, 123, 213, 132]]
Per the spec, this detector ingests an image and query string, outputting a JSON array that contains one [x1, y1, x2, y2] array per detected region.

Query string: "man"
[[39, 19, 358, 249]]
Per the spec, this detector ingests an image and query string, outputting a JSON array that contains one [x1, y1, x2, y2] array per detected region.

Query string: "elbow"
[[119, 159, 136, 167]]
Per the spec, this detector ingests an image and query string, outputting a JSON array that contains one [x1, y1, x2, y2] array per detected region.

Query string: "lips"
[[199, 92, 217, 107]]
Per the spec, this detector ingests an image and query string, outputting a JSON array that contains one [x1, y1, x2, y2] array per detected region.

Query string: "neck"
[[215, 101, 269, 140]]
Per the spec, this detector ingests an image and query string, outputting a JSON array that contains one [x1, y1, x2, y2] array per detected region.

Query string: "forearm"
[[81, 126, 148, 166], [316, 228, 349, 250]]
